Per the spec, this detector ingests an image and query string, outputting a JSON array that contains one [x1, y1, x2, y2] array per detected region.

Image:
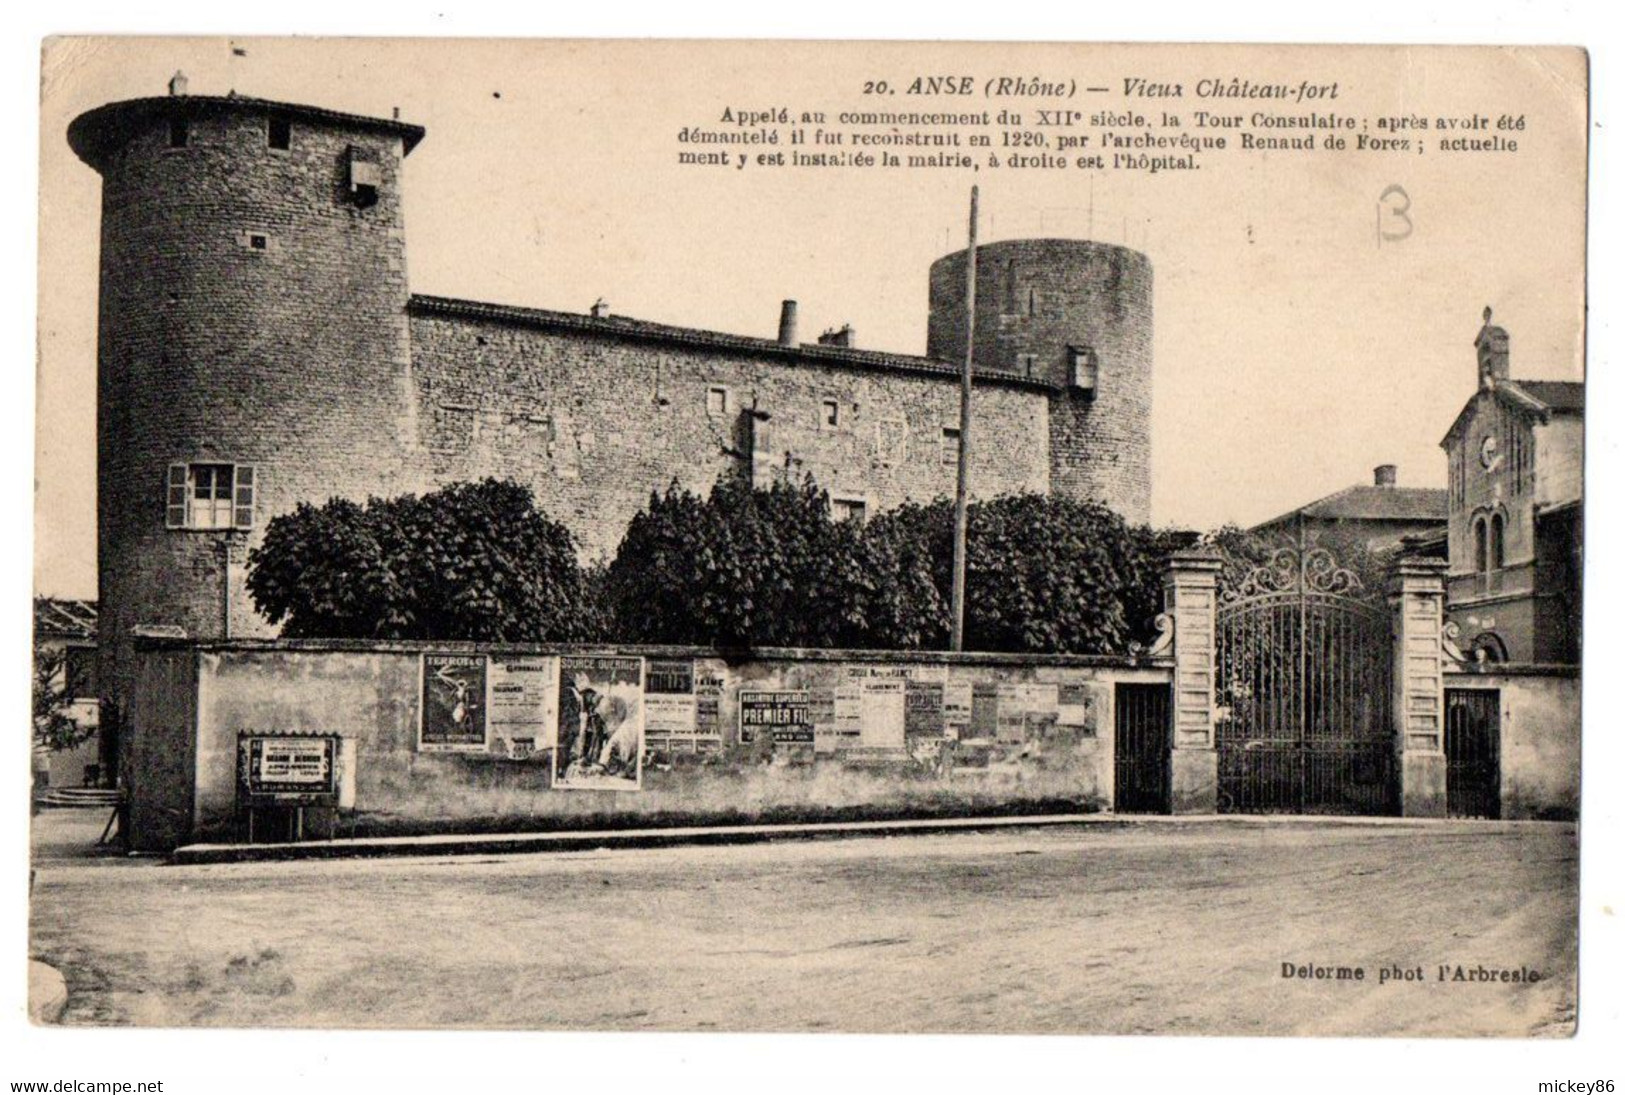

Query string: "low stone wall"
[[127, 639, 1172, 850]]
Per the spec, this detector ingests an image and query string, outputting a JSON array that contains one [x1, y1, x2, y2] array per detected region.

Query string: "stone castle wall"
[[928, 239, 1153, 523]]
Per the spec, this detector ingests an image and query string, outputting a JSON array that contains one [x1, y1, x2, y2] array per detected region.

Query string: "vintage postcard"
[[29, 37, 1586, 1045]]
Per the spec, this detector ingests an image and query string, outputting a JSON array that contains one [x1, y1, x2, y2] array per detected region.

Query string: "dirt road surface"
[[29, 810, 1576, 1035]]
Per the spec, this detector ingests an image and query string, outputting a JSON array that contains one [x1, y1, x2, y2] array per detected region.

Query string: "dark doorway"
[[1445, 688, 1501, 819], [1115, 683, 1170, 813]]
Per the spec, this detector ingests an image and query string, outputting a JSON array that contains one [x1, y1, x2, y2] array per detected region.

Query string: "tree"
[[33, 646, 92, 752], [866, 493, 1172, 654], [607, 483, 1182, 655], [247, 479, 592, 641], [603, 475, 872, 648]]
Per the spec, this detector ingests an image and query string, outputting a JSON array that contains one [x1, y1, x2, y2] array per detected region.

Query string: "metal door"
[[1215, 547, 1398, 815], [1114, 683, 1170, 813], [1445, 689, 1501, 819]]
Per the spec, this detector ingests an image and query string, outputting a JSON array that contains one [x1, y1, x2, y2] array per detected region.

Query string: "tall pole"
[[950, 186, 979, 652]]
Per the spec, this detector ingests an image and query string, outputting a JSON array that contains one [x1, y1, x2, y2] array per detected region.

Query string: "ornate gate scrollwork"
[[1215, 547, 1397, 815]]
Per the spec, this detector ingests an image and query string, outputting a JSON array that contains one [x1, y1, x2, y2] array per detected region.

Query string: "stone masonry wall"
[[927, 240, 1153, 524], [407, 309, 1054, 560], [88, 100, 419, 744]]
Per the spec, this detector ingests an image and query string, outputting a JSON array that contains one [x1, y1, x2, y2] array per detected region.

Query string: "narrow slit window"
[[168, 117, 189, 148]]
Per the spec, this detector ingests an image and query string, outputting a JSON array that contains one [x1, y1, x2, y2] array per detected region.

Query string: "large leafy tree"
[[607, 481, 1181, 655], [247, 479, 592, 641], [861, 494, 1178, 654], [603, 476, 872, 648]]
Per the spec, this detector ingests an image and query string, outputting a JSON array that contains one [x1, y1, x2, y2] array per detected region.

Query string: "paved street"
[[29, 809, 1576, 1035]]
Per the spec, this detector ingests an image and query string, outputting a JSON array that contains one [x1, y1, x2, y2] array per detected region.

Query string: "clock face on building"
[[1479, 433, 1502, 471]]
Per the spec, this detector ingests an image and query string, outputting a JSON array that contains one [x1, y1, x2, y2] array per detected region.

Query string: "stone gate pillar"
[[1388, 558, 1449, 817], [1163, 549, 1223, 813]]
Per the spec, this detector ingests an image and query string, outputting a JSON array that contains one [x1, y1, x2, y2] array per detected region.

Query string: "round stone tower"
[[68, 82, 426, 759], [926, 239, 1153, 524]]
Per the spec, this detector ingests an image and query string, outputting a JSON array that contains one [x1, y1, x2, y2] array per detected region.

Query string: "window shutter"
[[166, 464, 189, 528], [233, 465, 256, 529]]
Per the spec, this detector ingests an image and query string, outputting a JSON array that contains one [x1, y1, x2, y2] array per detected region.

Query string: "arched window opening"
[[1489, 512, 1506, 571], [1473, 516, 1489, 573]]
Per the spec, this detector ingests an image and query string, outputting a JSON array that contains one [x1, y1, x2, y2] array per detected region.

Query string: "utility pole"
[[950, 186, 979, 652]]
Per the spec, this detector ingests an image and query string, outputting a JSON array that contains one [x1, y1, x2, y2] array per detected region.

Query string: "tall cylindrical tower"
[[69, 87, 426, 763], [927, 239, 1153, 524]]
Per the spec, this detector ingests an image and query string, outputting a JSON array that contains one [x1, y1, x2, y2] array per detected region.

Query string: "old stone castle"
[[69, 81, 1154, 731]]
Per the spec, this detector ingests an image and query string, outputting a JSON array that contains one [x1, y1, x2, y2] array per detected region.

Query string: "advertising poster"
[[488, 655, 558, 759], [808, 687, 839, 754], [739, 690, 814, 745], [238, 734, 339, 803], [943, 681, 974, 740], [419, 654, 488, 752], [904, 679, 946, 740], [858, 678, 906, 750], [1057, 681, 1099, 735], [643, 658, 698, 751], [694, 670, 725, 746], [554, 656, 644, 790], [831, 683, 865, 747]]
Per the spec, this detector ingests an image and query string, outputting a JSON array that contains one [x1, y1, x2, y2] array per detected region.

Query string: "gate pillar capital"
[[1388, 556, 1449, 817], [1162, 549, 1222, 813]]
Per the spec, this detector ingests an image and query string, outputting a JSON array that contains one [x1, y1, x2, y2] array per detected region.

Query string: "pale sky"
[[34, 39, 1588, 599]]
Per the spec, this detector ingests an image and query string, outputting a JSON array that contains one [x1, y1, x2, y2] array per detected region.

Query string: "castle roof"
[[68, 94, 426, 169], [408, 295, 1063, 392]]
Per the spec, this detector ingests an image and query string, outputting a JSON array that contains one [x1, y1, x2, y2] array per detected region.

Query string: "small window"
[[268, 114, 292, 150], [168, 117, 189, 148], [1017, 353, 1038, 377], [167, 462, 257, 530], [64, 647, 98, 702], [1069, 346, 1099, 393], [248, 233, 268, 251], [821, 399, 840, 428], [941, 427, 962, 467], [831, 497, 867, 524], [1026, 288, 1038, 317], [706, 387, 730, 417]]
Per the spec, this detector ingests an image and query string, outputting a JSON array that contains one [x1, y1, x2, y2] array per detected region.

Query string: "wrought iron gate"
[[1215, 548, 1397, 815], [1115, 683, 1170, 813], [1445, 689, 1501, 819]]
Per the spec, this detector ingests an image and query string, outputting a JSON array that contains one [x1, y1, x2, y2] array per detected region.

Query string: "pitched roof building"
[[1250, 464, 1448, 553]]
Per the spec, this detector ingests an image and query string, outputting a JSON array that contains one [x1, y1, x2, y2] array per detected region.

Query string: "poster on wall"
[[419, 654, 488, 752], [488, 655, 558, 759], [554, 656, 644, 790], [739, 690, 814, 745], [237, 734, 339, 804], [858, 678, 906, 750], [643, 658, 698, 751]]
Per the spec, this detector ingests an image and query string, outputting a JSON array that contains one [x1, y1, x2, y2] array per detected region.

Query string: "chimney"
[[168, 71, 189, 97], [1475, 305, 1510, 387], [817, 324, 855, 348], [1374, 464, 1398, 488], [777, 300, 799, 347], [590, 298, 610, 319]]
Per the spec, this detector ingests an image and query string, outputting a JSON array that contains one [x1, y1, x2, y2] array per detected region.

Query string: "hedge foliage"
[[247, 478, 593, 641], [602, 477, 1186, 654], [248, 474, 1219, 653]]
